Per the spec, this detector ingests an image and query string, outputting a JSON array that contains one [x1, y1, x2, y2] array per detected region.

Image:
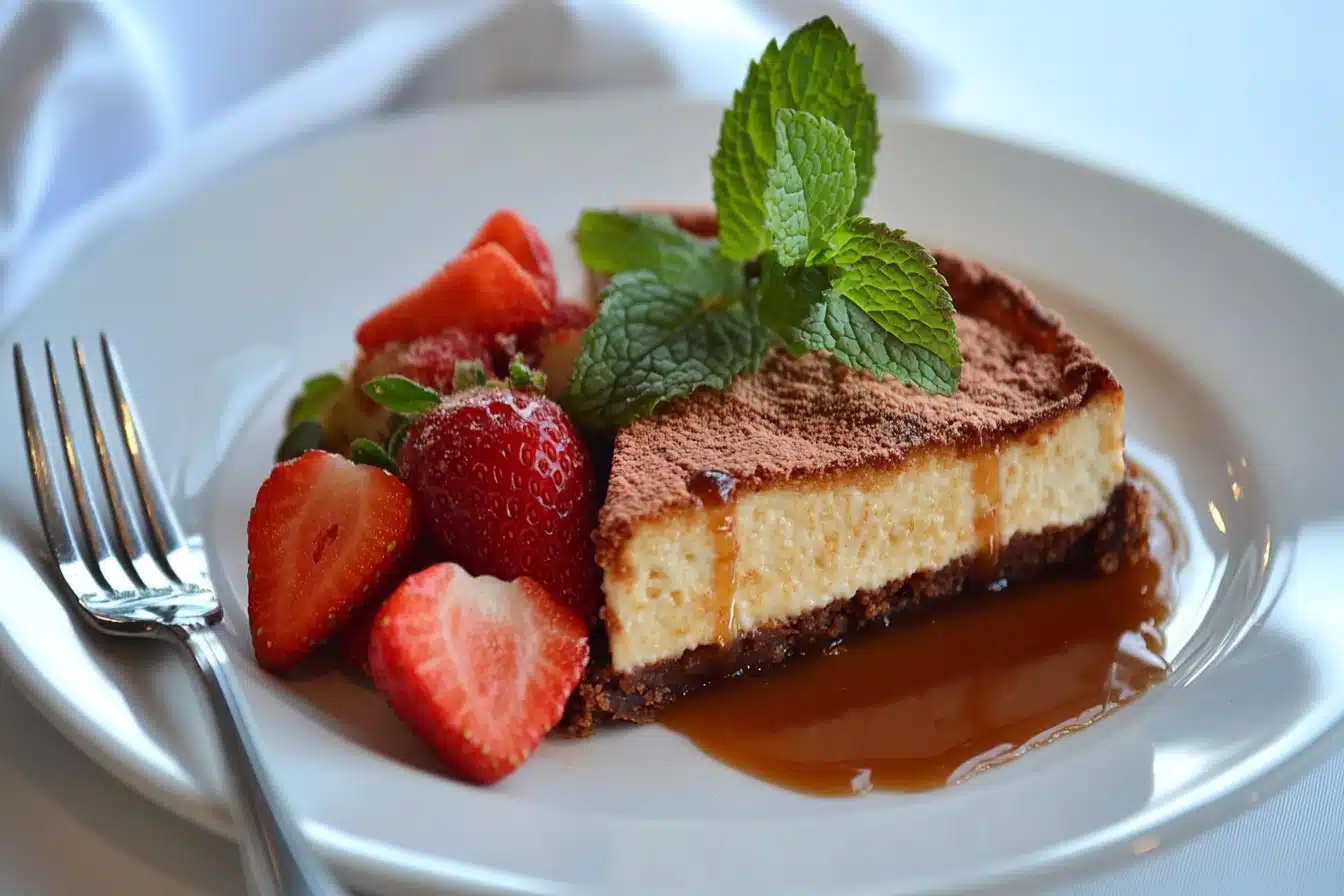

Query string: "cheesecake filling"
[[602, 394, 1125, 673]]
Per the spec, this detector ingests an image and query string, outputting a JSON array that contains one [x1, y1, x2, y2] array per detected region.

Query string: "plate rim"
[[4, 93, 1344, 895]]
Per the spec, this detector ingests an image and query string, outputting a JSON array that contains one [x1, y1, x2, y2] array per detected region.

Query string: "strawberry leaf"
[[350, 438, 399, 475], [364, 375, 441, 414], [276, 420, 324, 463]]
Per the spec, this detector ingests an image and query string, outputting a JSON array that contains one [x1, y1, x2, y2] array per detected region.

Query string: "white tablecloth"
[[2, 1, 1341, 892]]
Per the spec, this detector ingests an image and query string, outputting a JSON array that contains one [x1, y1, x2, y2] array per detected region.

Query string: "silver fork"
[[15, 336, 346, 896]]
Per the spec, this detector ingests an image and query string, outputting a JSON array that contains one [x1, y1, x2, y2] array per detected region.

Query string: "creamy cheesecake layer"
[[602, 393, 1124, 673]]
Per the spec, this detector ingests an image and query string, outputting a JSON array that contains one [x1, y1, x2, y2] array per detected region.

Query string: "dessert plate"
[[2, 96, 1343, 896]]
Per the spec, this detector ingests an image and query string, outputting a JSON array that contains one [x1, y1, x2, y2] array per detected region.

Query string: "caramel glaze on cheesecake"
[[559, 248, 1146, 736]]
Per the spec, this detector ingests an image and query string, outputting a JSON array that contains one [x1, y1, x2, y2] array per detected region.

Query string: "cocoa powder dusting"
[[596, 249, 1120, 560]]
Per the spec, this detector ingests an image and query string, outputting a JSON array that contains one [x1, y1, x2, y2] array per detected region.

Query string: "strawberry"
[[247, 450, 416, 673], [356, 243, 551, 352], [397, 386, 604, 624], [322, 330, 495, 454], [465, 209, 557, 303], [368, 563, 589, 784], [373, 330, 498, 391], [337, 603, 379, 677], [521, 302, 595, 397]]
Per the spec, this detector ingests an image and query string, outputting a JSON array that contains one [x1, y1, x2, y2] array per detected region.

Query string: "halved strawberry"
[[368, 563, 589, 784], [465, 209, 557, 302], [247, 450, 416, 673], [355, 243, 551, 353]]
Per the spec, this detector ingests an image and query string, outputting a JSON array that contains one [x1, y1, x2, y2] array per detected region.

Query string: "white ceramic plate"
[[2, 96, 1343, 896]]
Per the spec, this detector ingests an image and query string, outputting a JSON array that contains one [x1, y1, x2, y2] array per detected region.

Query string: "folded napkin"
[[0, 0, 939, 325]]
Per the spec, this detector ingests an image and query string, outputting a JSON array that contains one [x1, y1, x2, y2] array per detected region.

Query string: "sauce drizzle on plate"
[[661, 468, 1184, 795]]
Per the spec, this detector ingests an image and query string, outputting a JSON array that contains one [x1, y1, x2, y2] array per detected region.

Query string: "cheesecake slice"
[[562, 249, 1146, 734]]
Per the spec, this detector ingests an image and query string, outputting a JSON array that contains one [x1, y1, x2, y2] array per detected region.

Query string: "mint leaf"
[[564, 271, 777, 427], [758, 254, 960, 393], [821, 218, 960, 388], [756, 254, 831, 344], [575, 210, 743, 296], [350, 438, 399, 475], [363, 375, 441, 415], [711, 16, 878, 260], [276, 420, 324, 463], [285, 372, 343, 431], [764, 110, 856, 266]]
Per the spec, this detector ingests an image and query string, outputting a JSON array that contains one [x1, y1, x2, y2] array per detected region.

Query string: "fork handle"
[[173, 624, 348, 896]]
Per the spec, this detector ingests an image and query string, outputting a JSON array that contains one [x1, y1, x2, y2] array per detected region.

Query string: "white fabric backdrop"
[[0, 0, 939, 323]]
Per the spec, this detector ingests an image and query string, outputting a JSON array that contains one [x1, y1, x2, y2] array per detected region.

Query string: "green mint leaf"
[[756, 253, 832, 345], [349, 438, 399, 475], [508, 354, 547, 391], [451, 360, 487, 392], [758, 254, 960, 393], [711, 16, 878, 260], [764, 110, 856, 267], [564, 271, 777, 427], [575, 210, 744, 296], [285, 372, 343, 431], [362, 375, 441, 414], [822, 218, 960, 390], [276, 420, 325, 463]]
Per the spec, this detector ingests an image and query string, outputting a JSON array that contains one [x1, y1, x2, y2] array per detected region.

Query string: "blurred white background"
[[1, 1, 1341, 893]]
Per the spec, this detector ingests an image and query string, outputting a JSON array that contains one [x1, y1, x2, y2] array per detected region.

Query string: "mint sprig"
[[764, 109, 856, 267], [564, 271, 775, 427], [760, 256, 958, 392], [711, 16, 877, 261], [567, 16, 960, 427], [824, 219, 960, 385], [576, 211, 742, 296]]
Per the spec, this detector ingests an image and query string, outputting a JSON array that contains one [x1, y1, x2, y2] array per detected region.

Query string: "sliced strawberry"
[[368, 563, 589, 784], [247, 450, 416, 673], [465, 209, 557, 302], [356, 243, 551, 353]]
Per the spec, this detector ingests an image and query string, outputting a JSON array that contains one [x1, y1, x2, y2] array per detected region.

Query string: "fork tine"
[[14, 345, 105, 603], [73, 339, 175, 591], [100, 333, 201, 584], [44, 342, 139, 595]]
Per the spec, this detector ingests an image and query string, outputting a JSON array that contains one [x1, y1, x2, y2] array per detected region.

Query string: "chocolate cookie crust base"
[[559, 479, 1148, 736]]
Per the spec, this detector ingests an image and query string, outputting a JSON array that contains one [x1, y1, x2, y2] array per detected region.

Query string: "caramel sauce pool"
[[661, 471, 1184, 795]]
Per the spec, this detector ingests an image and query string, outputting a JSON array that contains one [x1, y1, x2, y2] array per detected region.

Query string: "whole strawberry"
[[366, 367, 603, 624]]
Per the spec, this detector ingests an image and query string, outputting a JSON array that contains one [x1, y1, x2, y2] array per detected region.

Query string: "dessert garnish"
[[565, 16, 961, 427], [247, 450, 416, 673], [368, 563, 589, 786]]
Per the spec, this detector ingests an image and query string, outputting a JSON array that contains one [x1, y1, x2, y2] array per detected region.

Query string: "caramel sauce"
[[661, 472, 1182, 796], [970, 449, 1002, 582], [688, 470, 739, 647]]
